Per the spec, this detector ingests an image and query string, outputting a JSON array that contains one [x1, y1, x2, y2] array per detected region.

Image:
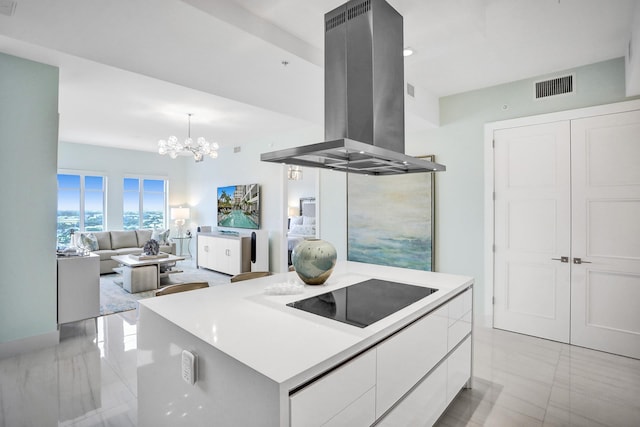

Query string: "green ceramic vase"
[[292, 239, 337, 285]]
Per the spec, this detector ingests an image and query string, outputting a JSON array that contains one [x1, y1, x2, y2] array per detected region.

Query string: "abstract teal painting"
[[347, 156, 435, 271]]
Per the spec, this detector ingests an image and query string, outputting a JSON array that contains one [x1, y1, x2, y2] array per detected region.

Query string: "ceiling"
[[0, 0, 636, 153]]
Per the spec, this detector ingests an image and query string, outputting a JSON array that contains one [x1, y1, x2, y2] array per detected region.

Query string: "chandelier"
[[158, 113, 219, 162], [288, 165, 303, 180]]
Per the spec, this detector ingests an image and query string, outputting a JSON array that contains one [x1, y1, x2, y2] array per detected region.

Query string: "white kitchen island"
[[137, 261, 473, 427]]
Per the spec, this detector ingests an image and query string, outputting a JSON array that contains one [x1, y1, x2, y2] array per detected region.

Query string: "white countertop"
[[138, 261, 473, 388]]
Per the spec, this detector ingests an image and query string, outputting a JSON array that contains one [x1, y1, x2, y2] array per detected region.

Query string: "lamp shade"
[[171, 207, 190, 220], [288, 206, 298, 217]]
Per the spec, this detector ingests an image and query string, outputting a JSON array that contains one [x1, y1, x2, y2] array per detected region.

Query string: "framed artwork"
[[347, 155, 436, 271]]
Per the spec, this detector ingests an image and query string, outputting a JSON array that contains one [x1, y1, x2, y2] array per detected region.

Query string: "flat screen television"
[[217, 184, 260, 230]]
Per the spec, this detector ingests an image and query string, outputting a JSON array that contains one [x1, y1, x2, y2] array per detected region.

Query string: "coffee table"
[[112, 253, 186, 293]]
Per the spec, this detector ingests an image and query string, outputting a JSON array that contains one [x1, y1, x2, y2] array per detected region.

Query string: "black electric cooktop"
[[286, 279, 438, 328]]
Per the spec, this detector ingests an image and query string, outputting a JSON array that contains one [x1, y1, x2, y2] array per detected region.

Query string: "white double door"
[[493, 109, 640, 359]]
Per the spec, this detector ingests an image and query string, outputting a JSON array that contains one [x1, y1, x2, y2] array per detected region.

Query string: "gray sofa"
[[76, 230, 176, 274]]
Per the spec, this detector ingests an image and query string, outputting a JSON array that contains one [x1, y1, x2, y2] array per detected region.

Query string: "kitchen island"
[[137, 261, 473, 426]]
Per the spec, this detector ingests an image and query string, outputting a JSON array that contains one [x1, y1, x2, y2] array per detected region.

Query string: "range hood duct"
[[261, 0, 445, 175]]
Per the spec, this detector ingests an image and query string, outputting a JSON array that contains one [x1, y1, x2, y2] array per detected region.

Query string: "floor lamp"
[[171, 207, 190, 238]]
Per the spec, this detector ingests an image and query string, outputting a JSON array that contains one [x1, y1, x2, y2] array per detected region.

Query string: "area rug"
[[99, 261, 232, 316]]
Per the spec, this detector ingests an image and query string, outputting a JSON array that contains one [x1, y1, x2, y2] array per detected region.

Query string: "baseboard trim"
[[0, 330, 60, 360]]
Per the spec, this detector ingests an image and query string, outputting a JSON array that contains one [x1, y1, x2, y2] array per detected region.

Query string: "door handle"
[[573, 258, 592, 264], [551, 256, 569, 263]]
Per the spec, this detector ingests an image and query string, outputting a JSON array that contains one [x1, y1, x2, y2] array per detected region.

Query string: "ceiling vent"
[[0, 0, 17, 16], [534, 74, 574, 99]]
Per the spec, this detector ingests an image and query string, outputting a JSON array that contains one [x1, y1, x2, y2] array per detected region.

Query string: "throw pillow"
[[290, 216, 303, 226], [303, 216, 316, 226], [290, 225, 315, 236], [152, 229, 170, 245], [80, 233, 99, 251]]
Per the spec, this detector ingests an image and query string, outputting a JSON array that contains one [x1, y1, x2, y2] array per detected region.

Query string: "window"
[[57, 173, 106, 245], [123, 177, 167, 230]]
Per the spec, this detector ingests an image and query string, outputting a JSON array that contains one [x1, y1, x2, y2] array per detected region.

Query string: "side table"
[[172, 236, 192, 258]]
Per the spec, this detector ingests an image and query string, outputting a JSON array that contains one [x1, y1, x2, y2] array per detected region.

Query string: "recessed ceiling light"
[[403, 47, 414, 57]]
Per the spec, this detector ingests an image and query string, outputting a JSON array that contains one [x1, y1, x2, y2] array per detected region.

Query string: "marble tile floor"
[[436, 326, 640, 427], [1, 313, 639, 426], [0, 311, 139, 427]]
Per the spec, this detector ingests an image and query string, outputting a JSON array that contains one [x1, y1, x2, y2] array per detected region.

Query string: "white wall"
[[410, 57, 639, 319], [287, 167, 317, 215], [0, 53, 59, 350], [186, 126, 322, 273], [626, 0, 640, 97], [57, 142, 190, 230], [318, 169, 347, 261], [5, 52, 633, 354], [58, 125, 324, 275]]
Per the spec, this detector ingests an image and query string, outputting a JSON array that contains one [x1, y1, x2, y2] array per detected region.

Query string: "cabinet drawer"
[[376, 357, 447, 427], [448, 288, 472, 326], [290, 349, 376, 427], [448, 310, 472, 352], [322, 387, 375, 427], [447, 336, 472, 404], [376, 305, 448, 418]]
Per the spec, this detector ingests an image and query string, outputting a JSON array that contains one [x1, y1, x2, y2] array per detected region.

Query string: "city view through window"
[[123, 178, 166, 230], [57, 175, 167, 246], [57, 174, 104, 246]]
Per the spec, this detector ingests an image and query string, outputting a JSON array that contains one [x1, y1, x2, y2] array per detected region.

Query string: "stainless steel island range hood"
[[261, 0, 445, 175]]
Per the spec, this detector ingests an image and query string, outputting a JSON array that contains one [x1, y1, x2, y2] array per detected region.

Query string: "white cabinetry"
[[136, 263, 474, 427], [376, 304, 448, 417], [289, 287, 473, 427], [57, 254, 100, 324], [197, 233, 250, 275], [447, 336, 472, 403], [290, 350, 376, 427], [376, 355, 448, 427]]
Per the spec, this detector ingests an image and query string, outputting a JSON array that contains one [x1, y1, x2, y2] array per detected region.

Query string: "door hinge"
[[493, 191, 496, 201], [492, 244, 496, 252], [492, 296, 495, 305], [492, 139, 495, 149]]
